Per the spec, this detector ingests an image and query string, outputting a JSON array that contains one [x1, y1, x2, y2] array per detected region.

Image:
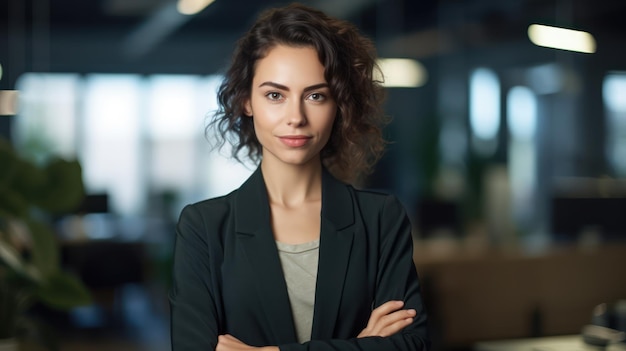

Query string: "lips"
[[279, 135, 312, 147]]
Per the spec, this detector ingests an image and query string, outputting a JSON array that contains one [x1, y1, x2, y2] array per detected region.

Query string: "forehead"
[[252, 45, 326, 85]]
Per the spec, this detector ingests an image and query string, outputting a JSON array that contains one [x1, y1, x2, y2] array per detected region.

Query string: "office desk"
[[413, 243, 626, 348], [474, 335, 626, 351]]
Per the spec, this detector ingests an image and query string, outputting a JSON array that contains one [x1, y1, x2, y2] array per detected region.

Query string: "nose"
[[286, 100, 307, 126]]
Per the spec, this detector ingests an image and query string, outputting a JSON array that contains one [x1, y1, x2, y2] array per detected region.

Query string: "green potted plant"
[[0, 137, 91, 350]]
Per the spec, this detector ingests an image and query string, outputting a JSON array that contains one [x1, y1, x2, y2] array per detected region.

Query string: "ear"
[[243, 99, 252, 117]]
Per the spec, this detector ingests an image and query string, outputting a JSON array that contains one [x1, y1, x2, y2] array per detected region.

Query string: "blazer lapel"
[[234, 168, 298, 344], [311, 169, 355, 339]]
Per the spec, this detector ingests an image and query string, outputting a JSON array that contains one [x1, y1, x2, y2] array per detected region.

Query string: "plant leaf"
[[0, 239, 26, 275], [26, 220, 59, 277], [34, 159, 85, 214], [36, 271, 92, 310]]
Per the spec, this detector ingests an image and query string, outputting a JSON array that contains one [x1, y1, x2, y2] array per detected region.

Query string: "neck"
[[260, 158, 323, 208]]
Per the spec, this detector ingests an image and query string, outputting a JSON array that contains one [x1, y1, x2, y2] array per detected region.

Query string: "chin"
[[262, 147, 322, 167], [282, 158, 313, 166], [279, 155, 319, 167]]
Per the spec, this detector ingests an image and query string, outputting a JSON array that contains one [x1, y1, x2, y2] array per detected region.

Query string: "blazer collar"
[[234, 166, 356, 342], [234, 166, 270, 235], [234, 167, 296, 343], [313, 168, 355, 339]]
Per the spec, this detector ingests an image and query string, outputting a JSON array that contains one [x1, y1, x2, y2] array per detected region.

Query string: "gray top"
[[275, 239, 320, 344]]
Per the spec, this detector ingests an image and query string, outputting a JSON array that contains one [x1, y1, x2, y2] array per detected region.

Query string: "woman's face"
[[245, 44, 337, 169]]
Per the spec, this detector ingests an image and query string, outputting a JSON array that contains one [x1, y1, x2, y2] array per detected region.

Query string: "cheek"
[[251, 116, 264, 135], [251, 99, 283, 122], [251, 112, 276, 143]]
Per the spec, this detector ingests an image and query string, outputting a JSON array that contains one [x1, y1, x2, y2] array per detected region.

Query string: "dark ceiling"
[[9, 0, 626, 35], [1, 0, 626, 82]]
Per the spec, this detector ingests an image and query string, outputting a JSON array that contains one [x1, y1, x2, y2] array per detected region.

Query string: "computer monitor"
[[550, 197, 626, 243], [73, 193, 109, 214], [415, 198, 461, 239]]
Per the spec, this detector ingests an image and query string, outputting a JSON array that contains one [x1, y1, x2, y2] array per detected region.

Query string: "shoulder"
[[174, 190, 241, 255], [352, 187, 407, 217], [177, 190, 237, 229], [323, 167, 408, 219]]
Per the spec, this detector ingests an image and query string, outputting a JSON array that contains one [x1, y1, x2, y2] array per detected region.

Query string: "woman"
[[170, 3, 430, 350]]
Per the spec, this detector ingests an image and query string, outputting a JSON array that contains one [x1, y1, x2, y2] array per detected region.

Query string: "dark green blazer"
[[170, 168, 430, 350]]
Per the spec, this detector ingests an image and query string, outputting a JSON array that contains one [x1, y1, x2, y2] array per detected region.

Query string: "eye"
[[265, 92, 283, 101], [307, 93, 326, 102]]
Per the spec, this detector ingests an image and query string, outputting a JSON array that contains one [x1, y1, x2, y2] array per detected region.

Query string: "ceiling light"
[[177, 0, 215, 15], [528, 24, 596, 54], [375, 58, 427, 88]]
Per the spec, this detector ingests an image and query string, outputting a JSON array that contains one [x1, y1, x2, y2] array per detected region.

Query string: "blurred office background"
[[1, 0, 626, 350]]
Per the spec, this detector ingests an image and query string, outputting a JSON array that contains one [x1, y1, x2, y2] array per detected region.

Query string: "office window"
[[507, 86, 538, 227], [469, 68, 501, 156], [14, 73, 254, 223], [603, 72, 626, 176], [147, 74, 202, 195], [200, 77, 256, 200], [83, 74, 144, 215], [145, 74, 254, 212], [14, 73, 80, 161]]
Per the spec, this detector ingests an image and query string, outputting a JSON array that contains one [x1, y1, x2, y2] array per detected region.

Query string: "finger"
[[217, 335, 246, 351], [217, 335, 232, 350], [378, 317, 414, 337], [360, 301, 413, 338], [369, 300, 405, 321], [365, 308, 416, 337], [377, 309, 416, 337], [224, 334, 241, 342], [378, 308, 416, 327], [369, 303, 410, 330], [218, 334, 237, 344]]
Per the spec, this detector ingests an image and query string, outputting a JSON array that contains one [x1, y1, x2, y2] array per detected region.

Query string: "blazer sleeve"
[[279, 195, 430, 351], [169, 204, 220, 351]]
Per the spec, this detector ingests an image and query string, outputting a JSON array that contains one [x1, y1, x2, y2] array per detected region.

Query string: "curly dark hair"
[[208, 2, 388, 183]]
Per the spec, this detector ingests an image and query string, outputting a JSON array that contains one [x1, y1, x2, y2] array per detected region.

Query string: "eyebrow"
[[258, 81, 329, 92]]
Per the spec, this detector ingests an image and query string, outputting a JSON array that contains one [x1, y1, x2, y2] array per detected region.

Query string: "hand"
[[216, 334, 279, 351], [357, 300, 416, 338]]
